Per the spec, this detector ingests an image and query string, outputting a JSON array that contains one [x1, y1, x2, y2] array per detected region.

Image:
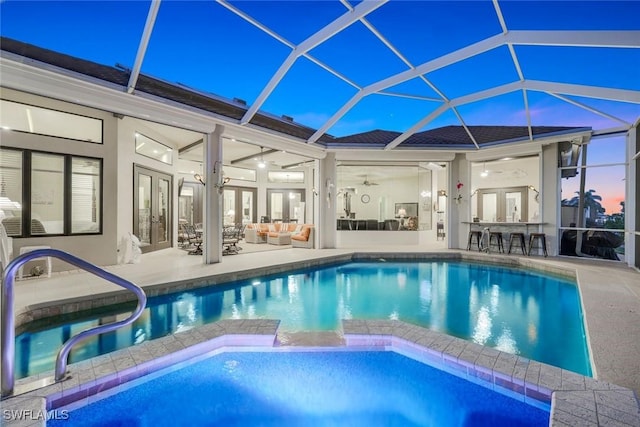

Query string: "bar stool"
[[436, 222, 445, 240], [528, 233, 548, 257], [508, 233, 526, 255], [466, 230, 482, 250], [488, 231, 504, 253]]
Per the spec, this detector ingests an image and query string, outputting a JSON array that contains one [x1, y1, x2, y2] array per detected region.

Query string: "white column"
[[318, 152, 337, 248], [541, 144, 558, 256], [203, 126, 224, 263], [450, 153, 470, 249]]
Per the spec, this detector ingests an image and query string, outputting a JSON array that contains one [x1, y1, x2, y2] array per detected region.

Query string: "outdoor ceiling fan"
[[362, 176, 379, 186]]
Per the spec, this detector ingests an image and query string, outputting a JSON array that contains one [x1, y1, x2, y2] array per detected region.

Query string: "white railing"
[[1, 249, 147, 398]]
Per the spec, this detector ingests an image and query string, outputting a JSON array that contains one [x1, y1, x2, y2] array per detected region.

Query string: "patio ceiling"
[[0, 1, 639, 153]]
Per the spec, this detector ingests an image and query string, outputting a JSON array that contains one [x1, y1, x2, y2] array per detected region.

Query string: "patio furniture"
[[508, 232, 527, 255], [489, 231, 505, 253], [267, 232, 291, 245], [183, 224, 203, 255], [291, 226, 314, 248], [528, 233, 548, 257], [245, 223, 269, 243], [467, 230, 482, 250], [222, 226, 241, 255]]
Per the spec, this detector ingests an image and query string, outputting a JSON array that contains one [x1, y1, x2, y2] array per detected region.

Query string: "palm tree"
[[566, 189, 605, 222]]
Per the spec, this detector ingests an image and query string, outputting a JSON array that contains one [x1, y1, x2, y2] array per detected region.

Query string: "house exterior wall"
[[115, 116, 182, 261], [0, 87, 119, 269]]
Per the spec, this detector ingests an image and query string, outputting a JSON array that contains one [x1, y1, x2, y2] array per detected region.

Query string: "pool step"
[[275, 331, 345, 347]]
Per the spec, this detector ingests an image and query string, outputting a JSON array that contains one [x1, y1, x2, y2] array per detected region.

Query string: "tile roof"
[[329, 125, 589, 148], [330, 129, 402, 145]]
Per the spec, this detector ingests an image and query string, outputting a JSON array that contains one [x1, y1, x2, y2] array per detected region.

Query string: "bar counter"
[[462, 221, 546, 234]]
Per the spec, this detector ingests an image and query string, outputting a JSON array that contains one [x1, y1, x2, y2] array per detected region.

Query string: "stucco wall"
[[0, 87, 119, 270]]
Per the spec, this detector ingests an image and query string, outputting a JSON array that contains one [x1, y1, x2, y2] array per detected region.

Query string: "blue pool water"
[[16, 260, 592, 377], [49, 351, 549, 427]]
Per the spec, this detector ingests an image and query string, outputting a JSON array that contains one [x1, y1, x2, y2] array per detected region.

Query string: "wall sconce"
[[528, 185, 540, 202], [195, 162, 231, 194], [194, 174, 205, 185]]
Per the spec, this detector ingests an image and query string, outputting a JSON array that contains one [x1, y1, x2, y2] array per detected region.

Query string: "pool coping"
[[3, 319, 639, 427]]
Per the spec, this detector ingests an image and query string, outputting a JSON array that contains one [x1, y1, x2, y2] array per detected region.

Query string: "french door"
[[134, 165, 172, 253], [223, 186, 257, 226], [267, 189, 305, 223], [477, 186, 528, 223]]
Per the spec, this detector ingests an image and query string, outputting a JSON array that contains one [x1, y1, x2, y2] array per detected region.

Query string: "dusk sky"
[[1, 1, 637, 213], [1, 1, 638, 136]]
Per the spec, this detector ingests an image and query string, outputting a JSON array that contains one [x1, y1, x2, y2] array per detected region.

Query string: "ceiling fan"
[[362, 176, 379, 186]]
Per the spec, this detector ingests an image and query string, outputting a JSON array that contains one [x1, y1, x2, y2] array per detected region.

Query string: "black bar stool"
[[489, 231, 504, 253], [508, 232, 526, 255], [467, 230, 482, 250], [528, 233, 548, 257]]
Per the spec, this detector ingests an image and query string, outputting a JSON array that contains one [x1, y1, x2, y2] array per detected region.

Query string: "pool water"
[[49, 350, 550, 427], [16, 260, 592, 377]]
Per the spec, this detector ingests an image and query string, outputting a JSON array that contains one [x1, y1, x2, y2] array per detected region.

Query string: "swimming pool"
[[48, 349, 550, 427], [16, 259, 591, 378]]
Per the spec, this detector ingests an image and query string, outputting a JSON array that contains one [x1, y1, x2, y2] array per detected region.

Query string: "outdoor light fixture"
[[258, 147, 266, 169], [480, 161, 488, 177], [194, 173, 205, 185]]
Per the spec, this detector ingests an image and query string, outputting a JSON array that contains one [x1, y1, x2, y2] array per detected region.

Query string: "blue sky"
[[1, 1, 639, 137]]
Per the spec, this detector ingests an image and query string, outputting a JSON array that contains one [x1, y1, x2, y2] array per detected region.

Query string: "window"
[[0, 148, 102, 237], [0, 99, 103, 143], [0, 149, 23, 235], [135, 132, 173, 165], [268, 171, 304, 183], [470, 156, 540, 223], [223, 165, 256, 182], [71, 158, 101, 233], [31, 153, 64, 234], [336, 164, 436, 231], [476, 187, 529, 222], [559, 135, 626, 261]]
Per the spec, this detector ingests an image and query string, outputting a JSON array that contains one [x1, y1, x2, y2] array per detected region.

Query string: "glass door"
[[223, 186, 257, 225], [477, 186, 528, 223], [267, 189, 305, 222], [241, 190, 254, 225], [134, 165, 172, 253]]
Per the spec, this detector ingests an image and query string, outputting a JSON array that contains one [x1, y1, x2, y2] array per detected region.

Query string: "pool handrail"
[[1, 248, 147, 398]]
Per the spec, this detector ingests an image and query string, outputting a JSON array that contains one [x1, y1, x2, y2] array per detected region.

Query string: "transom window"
[[0, 99, 103, 143]]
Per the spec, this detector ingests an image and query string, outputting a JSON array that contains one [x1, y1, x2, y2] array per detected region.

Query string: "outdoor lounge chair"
[[222, 226, 241, 255], [183, 224, 203, 255]]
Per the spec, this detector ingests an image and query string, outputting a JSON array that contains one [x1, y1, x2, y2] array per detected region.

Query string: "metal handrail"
[[1, 249, 147, 398]]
